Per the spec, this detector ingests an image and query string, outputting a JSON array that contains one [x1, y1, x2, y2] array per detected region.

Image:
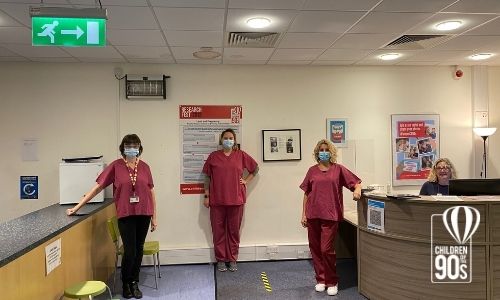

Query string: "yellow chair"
[[64, 280, 118, 299], [106, 216, 161, 292]]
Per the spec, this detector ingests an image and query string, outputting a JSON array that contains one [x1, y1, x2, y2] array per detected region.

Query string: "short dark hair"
[[119, 134, 143, 157], [219, 128, 238, 150]]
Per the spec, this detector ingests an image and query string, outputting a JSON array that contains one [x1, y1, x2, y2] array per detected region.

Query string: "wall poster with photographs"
[[262, 129, 301, 161], [326, 118, 347, 148], [391, 114, 439, 186]]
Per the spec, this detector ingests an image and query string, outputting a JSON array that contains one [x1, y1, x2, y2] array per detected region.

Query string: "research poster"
[[179, 105, 242, 194], [391, 114, 440, 186]]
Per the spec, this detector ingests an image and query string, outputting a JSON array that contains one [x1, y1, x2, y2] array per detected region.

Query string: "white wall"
[[0, 62, 475, 261], [488, 67, 500, 178]]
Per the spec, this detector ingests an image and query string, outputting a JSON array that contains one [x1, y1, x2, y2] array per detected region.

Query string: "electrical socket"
[[266, 245, 278, 253], [475, 111, 488, 127]]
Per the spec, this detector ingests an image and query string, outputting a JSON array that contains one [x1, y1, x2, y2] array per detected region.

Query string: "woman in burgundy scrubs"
[[300, 139, 361, 296], [67, 134, 157, 299], [202, 129, 258, 272]]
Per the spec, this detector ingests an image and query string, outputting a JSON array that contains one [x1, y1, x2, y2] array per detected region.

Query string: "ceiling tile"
[[465, 17, 500, 35], [278, 32, 340, 49], [107, 6, 158, 30], [165, 30, 222, 47], [108, 29, 166, 46], [407, 13, 498, 35], [171, 46, 222, 60], [0, 27, 31, 44], [64, 46, 124, 58], [290, 11, 365, 33], [177, 58, 221, 64], [30, 57, 79, 62], [0, 56, 28, 61], [267, 60, 311, 64], [223, 47, 274, 60], [150, 0, 226, 8], [404, 49, 471, 61], [4, 44, 72, 58], [70, 0, 148, 6], [116, 46, 173, 59], [79, 57, 127, 62], [0, 45, 18, 56], [350, 12, 432, 34], [127, 57, 174, 63], [154, 7, 224, 31], [396, 61, 440, 65], [0, 7, 22, 27], [229, 0, 305, 10], [271, 48, 323, 60], [0, 3, 37, 27], [332, 33, 397, 49], [444, 0, 500, 14], [303, 0, 380, 11], [0, 0, 68, 4], [318, 48, 372, 60], [311, 60, 355, 65], [373, 0, 456, 13], [356, 49, 417, 63], [224, 59, 267, 64], [432, 35, 498, 51], [226, 9, 297, 32]]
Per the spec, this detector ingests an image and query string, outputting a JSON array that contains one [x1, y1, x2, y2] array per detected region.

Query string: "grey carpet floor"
[[95, 259, 366, 300], [216, 259, 367, 300]]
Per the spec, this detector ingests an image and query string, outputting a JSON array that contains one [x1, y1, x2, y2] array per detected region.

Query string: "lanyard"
[[123, 158, 139, 191]]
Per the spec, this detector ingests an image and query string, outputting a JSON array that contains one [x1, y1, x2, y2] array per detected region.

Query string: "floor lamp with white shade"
[[473, 127, 497, 178]]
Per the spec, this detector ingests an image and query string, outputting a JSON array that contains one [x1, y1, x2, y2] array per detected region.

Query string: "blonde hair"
[[313, 139, 337, 164], [427, 158, 457, 182]]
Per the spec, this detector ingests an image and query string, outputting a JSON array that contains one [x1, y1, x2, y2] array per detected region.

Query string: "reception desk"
[[0, 200, 116, 300], [357, 194, 500, 300]]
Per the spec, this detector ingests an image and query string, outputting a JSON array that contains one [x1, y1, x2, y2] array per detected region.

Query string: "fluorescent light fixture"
[[246, 17, 271, 29], [435, 20, 462, 31], [379, 53, 400, 61], [469, 53, 493, 60], [473, 127, 497, 137], [29, 6, 107, 19]]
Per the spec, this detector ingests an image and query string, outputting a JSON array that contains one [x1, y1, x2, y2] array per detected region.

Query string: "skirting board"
[[139, 243, 312, 266]]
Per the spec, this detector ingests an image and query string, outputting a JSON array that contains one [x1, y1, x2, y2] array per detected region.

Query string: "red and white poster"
[[179, 105, 242, 194], [391, 114, 439, 186]]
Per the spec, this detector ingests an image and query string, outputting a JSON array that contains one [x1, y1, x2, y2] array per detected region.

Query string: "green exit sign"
[[32, 17, 106, 47]]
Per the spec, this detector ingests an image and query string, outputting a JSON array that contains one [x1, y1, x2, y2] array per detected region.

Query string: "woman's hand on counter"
[[66, 207, 77, 215]]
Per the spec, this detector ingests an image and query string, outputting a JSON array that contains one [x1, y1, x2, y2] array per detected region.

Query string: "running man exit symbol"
[[32, 17, 105, 47]]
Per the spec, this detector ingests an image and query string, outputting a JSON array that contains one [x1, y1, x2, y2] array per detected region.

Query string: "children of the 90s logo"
[[431, 206, 480, 283]]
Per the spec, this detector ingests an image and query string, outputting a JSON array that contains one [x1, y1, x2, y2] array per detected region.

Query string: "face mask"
[[318, 151, 330, 162], [124, 148, 139, 157], [222, 139, 234, 149]]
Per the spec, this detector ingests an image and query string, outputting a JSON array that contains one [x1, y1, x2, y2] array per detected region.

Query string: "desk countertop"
[[0, 199, 113, 268]]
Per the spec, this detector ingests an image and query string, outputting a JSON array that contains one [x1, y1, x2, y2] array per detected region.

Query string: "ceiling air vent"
[[384, 35, 449, 50], [225, 32, 280, 48]]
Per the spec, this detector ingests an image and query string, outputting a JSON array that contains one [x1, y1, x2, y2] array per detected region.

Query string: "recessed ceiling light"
[[246, 17, 271, 29], [469, 53, 493, 60], [379, 53, 400, 61], [435, 20, 462, 31], [193, 47, 221, 59]]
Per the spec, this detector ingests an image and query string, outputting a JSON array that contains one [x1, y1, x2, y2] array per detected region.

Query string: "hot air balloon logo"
[[442, 206, 480, 245]]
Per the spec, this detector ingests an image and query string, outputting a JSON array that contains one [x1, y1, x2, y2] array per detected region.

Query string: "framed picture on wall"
[[391, 114, 440, 186], [326, 118, 348, 148], [262, 129, 302, 161]]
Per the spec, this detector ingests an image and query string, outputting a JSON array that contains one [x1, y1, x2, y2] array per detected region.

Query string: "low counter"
[[0, 199, 116, 299], [357, 194, 500, 300]]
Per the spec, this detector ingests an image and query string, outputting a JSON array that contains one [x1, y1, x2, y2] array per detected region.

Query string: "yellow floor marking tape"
[[260, 272, 272, 292]]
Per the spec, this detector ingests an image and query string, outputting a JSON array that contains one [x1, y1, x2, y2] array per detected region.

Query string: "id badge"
[[130, 196, 139, 203]]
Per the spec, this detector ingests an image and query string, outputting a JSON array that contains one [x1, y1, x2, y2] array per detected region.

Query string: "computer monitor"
[[448, 178, 500, 196]]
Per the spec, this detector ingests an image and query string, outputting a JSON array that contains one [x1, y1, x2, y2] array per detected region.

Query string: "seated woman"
[[419, 158, 457, 196]]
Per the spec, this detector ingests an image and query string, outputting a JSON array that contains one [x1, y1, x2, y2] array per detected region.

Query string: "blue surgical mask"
[[124, 148, 139, 157], [318, 151, 330, 162], [222, 139, 234, 149]]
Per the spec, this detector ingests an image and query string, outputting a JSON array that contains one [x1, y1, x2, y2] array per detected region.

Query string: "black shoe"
[[122, 283, 133, 299], [130, 281, 143, 299]]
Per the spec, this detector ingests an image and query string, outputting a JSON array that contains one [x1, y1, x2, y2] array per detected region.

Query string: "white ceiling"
[[1, 0, 500, 65]]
